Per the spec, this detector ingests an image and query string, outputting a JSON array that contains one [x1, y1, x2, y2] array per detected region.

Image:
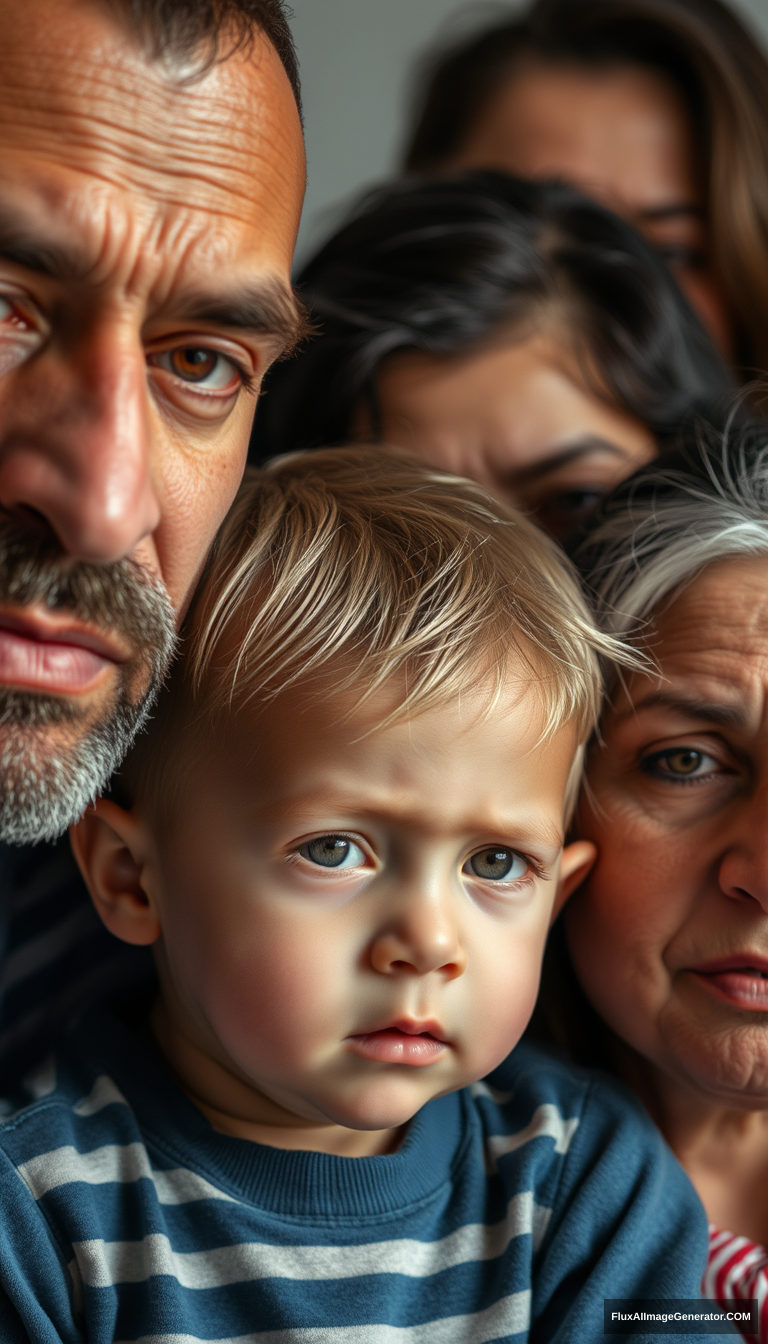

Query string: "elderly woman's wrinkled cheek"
[[566, 554, 768, 1110], [658, 993, 768, 1103]]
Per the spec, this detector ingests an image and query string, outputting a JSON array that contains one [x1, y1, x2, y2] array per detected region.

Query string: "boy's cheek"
[[460, 949, 544, 1080], [170, 914, 353, 1071]]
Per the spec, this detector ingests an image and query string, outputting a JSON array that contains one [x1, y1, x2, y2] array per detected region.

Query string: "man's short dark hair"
[[109, 0, 300, 108]]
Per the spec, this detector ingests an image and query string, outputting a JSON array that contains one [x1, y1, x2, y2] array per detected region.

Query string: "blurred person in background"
[[255, 172, 734, 540], [404, 0, 768, 374]]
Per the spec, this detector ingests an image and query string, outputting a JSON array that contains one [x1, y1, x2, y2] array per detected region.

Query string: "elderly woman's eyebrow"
[[630, 690, 747, 729]]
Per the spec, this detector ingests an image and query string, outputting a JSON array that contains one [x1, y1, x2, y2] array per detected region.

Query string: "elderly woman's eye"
[[642, 748, 720, 780], [299, 835, 366, 869], [463, 847, 529, 881]]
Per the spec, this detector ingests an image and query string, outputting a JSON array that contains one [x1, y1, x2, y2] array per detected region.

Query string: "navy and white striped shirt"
[[0, 1004, 708, 1342], [0, 841, 149, 1087]]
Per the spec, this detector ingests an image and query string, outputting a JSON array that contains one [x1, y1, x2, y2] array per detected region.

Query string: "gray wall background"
[[288, 0, 768, 266]]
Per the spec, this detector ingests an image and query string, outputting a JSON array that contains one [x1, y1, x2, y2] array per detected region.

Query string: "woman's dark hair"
[[403, 0, 768, 371], [253, 171, 733, 461]]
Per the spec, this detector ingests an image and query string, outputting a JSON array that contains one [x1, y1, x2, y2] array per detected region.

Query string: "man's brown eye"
[[148, 346, 242, 393], [170, 348, 218, 382]]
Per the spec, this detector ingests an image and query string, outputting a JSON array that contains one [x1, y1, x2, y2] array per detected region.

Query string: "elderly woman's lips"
[[0, 627, 116, 695], [690, 964, 768, 1011]]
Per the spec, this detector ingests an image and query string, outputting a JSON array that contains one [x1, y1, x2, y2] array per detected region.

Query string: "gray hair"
[[106, 0, 299, 101], [574, 425, 768, 662]]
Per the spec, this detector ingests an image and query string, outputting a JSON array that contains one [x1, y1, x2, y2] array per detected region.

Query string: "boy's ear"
[[550, 840, 596, 925], [69, 800, 161, 946]]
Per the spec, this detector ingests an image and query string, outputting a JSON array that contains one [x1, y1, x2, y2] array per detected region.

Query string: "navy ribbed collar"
[[76, 1002, 470, 1220]]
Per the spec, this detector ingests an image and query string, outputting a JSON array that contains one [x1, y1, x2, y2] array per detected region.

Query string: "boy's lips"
[[688, 955, 768, 1011], [346, 1019, 450, 1067], [0, 607, 130, 696]]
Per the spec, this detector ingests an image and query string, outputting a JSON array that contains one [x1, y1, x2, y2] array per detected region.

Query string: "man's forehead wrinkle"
[[0, 38, 301, 219], [0, 171, 299, 335]]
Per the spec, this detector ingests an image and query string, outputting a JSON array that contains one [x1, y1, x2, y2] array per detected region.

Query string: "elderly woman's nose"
[[718, 791, 768, 911]]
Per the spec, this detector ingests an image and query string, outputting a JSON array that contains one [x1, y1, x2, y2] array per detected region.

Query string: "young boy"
[[0, 449, 708, 1342]]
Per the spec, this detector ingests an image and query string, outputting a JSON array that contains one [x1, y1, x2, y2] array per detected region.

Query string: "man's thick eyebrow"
[[0, 207, 307, 356], [0, 213, 93, 283], [511, 437, 627, 487], [179, 282, 308, 355], [629, 690, 747, 729]]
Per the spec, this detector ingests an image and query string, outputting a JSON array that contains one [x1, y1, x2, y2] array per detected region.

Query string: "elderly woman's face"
[[567, 555, 768, 1108]]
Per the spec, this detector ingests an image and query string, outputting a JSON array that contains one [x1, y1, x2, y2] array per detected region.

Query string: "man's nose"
[[369, 880, 467, 980], [0, 331, 160, 563], [718, 784, 768, 915]]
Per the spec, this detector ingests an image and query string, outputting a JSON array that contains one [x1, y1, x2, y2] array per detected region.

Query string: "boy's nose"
[[369, 889, 466, 980]]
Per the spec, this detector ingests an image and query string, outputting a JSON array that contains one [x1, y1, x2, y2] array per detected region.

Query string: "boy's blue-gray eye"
[[464, 848, 528, 882], [300, 836, 366, 869]]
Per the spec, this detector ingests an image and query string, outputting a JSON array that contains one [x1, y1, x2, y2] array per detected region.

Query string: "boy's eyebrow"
[[627, 690, 747, 730], [263, 791, 564, 851]]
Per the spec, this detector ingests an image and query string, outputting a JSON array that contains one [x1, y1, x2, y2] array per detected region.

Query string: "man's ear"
[[69, 800, 161, 946], [550, 840, 596, 926]]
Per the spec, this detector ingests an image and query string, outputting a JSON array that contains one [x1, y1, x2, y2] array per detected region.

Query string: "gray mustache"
[[0, 519, 177, 676]]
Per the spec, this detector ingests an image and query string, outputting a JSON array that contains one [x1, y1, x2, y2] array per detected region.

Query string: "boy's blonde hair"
[[124, 447, 629, 817]]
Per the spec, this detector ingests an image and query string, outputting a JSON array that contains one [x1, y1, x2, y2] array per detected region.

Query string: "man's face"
[[136, 681, 589, 1152], [0, 0, 305, 841]]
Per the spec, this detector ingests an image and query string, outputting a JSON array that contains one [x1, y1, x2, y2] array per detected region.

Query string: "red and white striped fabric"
[[704, 1224, 767, 1341]]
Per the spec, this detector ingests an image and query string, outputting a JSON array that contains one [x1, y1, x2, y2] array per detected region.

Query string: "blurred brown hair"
[[404, 0, 768, 373]]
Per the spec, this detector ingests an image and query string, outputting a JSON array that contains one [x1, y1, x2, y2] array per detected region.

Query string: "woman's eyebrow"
[[629, 690, 747, 729], [511, 437, 628, 487], [636, 204, 705, 222]]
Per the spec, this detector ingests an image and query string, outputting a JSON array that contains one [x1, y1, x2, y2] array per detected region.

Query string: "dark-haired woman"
[[404, 0, 768, 371], [255, 171, 734, 540]]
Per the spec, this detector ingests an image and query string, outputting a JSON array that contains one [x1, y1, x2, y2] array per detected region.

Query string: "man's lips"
[[688, 955, 768, 1011], [0, 608, 129, 696], [346, 1019, 449, 1066]]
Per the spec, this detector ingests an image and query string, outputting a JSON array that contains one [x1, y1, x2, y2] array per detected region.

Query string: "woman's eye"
[[534, 489, 605, 540], [654, 244, 707, 271], [148, 346, 242, 393], [299, 835, 367, 870], [642, 748, 721, 780], [463, 847, 529, 882]]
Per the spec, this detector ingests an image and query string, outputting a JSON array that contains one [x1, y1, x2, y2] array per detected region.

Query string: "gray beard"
[[0, 522, 177, 845], [0, 686, 157, 846]]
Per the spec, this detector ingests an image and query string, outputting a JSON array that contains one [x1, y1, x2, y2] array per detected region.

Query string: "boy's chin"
[[323, 1075, 458, 1133]]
